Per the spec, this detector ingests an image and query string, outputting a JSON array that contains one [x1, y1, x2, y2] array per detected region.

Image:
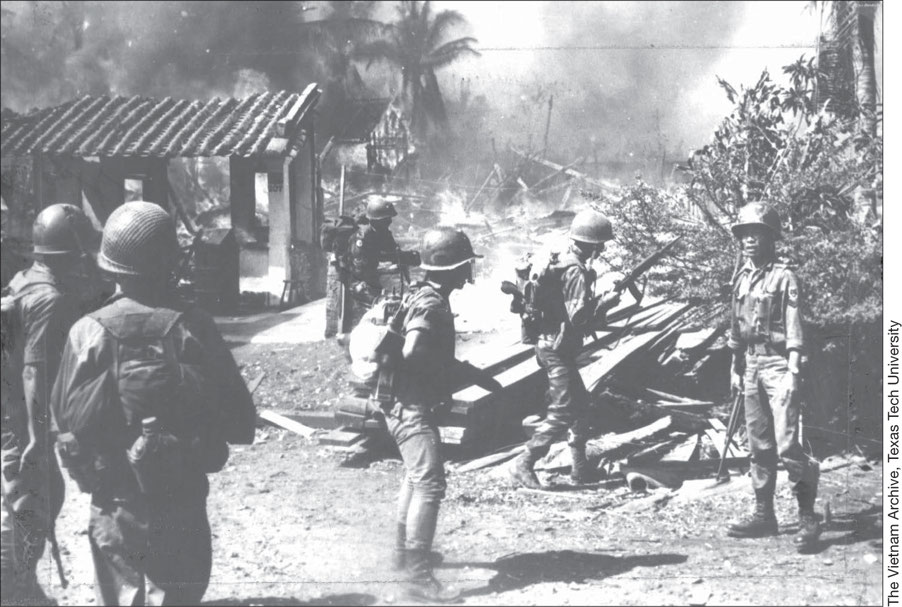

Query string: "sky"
[[432, 0, 823, 155]]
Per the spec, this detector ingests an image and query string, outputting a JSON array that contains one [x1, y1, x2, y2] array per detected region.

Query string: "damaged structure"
[[1, 83, 325, 309]]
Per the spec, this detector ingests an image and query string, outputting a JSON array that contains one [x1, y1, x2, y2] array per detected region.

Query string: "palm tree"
[[353, 1, 480, 141], [815, 1, 880, 137]]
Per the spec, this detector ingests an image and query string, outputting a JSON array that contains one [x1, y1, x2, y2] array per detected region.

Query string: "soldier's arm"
[[376, 231, 402, 262], [783, 270, 805, 375], [563, 267, 593, 331], [193, 311, 257, 444], [21, 294, 78, 463], [727, 279, 746, 390]]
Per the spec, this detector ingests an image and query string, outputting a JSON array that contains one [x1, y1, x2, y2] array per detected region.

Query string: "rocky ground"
[[41, 340, 883, 606]]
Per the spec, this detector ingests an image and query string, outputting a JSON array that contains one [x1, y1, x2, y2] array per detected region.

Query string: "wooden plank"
[[580, 331, 663, 392], [454, 444, 526, 473], [438, 426, 471, 445], [246, 371, 266, 395], [660, 434, 701, 462], [318, 428, 365, 447], [270, 410, 344, 430], [258, 409, 317, 437], [586, 416, 673, 463]]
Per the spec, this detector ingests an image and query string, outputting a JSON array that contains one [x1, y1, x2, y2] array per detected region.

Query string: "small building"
[[330, 96, 413, 181], [0, 84, 325, 306]]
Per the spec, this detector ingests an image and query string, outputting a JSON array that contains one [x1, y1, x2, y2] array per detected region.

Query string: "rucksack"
[[0, 277, 53, 428], [347, 293, 408, 402], [320, 214, 365, 257], [513, 250, 595, 344], [57, 301, 229, 493]]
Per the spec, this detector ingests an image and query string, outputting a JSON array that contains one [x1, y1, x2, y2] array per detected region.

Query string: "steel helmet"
[[569, 209, 613, 244], [366, 199, 398, 221], [419, 227, 482, 271], [98, 201, 179, 276], [32, 204, 99, 255], [731, 202, 781, 240]]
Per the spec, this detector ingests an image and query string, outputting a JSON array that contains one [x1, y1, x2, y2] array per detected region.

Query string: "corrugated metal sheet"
[[1, 85, 319, 158]]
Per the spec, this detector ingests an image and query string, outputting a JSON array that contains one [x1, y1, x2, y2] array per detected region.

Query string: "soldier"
[[509, 209, 621, 489], [386, 227, 483, 602], [347, 199, 419, 326], [726, 201, 820, 551], [1, 204, 99, 605], [50, 201, 256, 605]]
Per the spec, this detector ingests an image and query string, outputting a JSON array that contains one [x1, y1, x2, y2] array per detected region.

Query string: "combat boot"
[[402, 550, 460, 604], [570, 445, 597, 484], [509, 451, 542, 489], [727, 494, 778, 538], [392, 524, 443, 571], [793, 485, 821, 551]]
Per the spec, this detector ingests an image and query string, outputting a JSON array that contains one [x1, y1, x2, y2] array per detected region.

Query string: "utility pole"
[[542, 95, 554, 157]]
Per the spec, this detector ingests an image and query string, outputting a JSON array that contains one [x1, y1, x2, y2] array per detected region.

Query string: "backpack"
[[514, 250, 595, 344], [320, 215, 367, 259], [347, 293, 408, 402], [58, 302, 229, 494], [0, 277, 53, 429]]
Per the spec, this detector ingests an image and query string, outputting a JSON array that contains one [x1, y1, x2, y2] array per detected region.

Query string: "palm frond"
[[426, 9, 468, 51], [353, 38, 402, 68], [423, 37, 480, 67]]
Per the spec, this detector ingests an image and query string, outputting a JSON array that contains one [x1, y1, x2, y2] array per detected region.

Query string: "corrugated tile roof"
[[1, 84, 319, 158]]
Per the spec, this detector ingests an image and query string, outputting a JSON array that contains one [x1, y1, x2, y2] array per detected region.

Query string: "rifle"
[[48, 524, 68, 588], [611, 235, 683, 304], [714, 392, 745, 484]]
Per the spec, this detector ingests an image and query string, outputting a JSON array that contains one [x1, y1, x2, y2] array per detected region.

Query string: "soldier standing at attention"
[[347, 199, 419, 325], [51, 201, 256, 605], [509, 209, 621, 489], [1, 204, 99, 605], [726, 201, 821, 551]]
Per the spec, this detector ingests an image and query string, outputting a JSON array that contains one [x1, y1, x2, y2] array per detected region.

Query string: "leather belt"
[[747, 342, 785, 357]]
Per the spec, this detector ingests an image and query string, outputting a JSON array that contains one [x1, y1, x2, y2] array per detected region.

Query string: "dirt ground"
[[41, 340, 883, 606]]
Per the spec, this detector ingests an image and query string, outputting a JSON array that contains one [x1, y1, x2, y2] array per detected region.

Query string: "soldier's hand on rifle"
[[730, 368, 745, 396], [594, 290, 621, 316]]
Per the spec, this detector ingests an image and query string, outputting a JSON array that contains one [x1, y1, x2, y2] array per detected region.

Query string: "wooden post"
[[338, 165, 347, 333], [542, 95, 554, 156]]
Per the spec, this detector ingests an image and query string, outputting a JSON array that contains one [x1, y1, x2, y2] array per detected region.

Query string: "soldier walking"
[[510, 209, 621, 489], [1, 204, 99, 605], [385, 227, 482, 602], [347, 199, 419, 326], [50, 201, 257, 605], [725, 201, 821, 551]]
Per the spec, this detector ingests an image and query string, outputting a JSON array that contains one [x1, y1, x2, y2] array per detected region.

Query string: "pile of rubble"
[[251, 288, 745, 492]]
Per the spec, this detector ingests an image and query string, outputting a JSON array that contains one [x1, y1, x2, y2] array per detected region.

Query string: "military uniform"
[[347, 223, 402, 324], [1, 263, 79, 602], [526, 246, 595, 455], [728, 259, 819, 502], [51, 294, 256, 606], [384, 281, 455, 557]]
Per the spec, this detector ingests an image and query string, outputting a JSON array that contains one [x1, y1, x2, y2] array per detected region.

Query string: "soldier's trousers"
[[743, 352, 819, 499], [0, 427, 65, 597], [89, 481, 212, 606], [384, 403, 446, 553], [526, 344, 591, 457]]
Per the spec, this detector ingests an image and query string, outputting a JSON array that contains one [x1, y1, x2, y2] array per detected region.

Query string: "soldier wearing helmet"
[[50, 202, 256, 605], [383, 226, 490, 602], [510, 208, 621, 490], [346, 198, 419, 324], [726, 201, 821, 552], [1, 203, 101, 605]]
